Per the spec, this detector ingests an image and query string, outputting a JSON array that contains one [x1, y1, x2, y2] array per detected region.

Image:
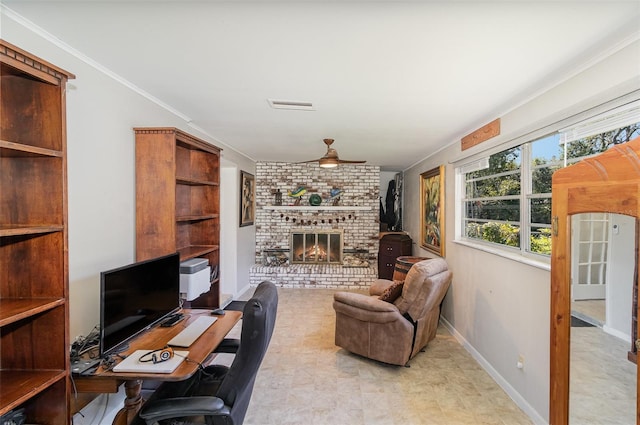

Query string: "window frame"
[[455, 98, 640, 262]]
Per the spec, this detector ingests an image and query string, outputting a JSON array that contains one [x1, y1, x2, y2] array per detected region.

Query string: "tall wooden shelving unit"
[[135, 128, 222, 307], [0, 40, 74, 423]]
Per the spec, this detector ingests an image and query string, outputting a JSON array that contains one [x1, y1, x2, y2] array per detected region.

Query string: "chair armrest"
[[369, 279, 395, 296], [333, 292, 402, 324], [139, 396, 229, 424], [213, 337, 240, 353], [334, 292, 397, 311]]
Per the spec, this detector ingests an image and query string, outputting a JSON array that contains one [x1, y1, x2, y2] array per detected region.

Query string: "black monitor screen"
[[99, 252, 180, 356]]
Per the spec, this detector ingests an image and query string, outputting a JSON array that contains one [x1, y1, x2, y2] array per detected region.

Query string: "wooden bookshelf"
[[0, 39, 74, 424], [135, 127, 222, 307]]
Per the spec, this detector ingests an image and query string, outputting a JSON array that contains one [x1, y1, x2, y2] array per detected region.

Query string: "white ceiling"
[[3, 1, 639, 170]]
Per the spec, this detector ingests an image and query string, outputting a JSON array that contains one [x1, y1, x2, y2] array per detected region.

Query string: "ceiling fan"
[[299, 138, 366, 168]]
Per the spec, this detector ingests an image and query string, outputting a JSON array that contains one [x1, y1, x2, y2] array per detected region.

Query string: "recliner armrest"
[[333, 292, 403, 324], [369, 279, 395, 296], [334, 292, 398, 312], [139, 396, 229, 424]]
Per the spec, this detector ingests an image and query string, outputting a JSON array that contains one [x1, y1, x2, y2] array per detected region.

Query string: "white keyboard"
[[167, 316, 218, 347]]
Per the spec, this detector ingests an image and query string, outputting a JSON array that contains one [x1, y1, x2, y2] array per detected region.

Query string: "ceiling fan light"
[[319, 158, 338, 168]]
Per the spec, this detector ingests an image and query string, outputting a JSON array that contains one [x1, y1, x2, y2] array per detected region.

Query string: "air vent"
[[268, 99, 314, 111]]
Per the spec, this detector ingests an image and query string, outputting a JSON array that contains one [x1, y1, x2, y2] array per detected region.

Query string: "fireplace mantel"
[[264, 206, 371, 211]]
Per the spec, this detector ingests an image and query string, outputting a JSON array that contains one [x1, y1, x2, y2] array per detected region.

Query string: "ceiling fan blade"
[[298, 139, 367, 166], [338, 159, 367, 164]]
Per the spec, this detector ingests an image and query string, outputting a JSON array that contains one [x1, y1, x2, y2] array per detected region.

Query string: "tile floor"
[[570, 298, 636, 424], [228, 287, 533, 425], [571, 299, 606, 326]]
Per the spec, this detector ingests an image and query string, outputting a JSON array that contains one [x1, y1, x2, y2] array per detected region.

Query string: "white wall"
[[220, 164, 239, 302], [403, 40, 640, 423], [1, 13, 256, 340], [605, 214, 635, 341]]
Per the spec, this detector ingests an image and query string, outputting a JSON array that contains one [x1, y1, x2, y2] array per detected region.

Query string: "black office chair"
[[137, 281, 278, 425]]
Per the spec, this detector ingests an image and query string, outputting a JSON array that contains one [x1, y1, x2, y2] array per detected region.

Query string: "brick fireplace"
[[249, 162, 380, 289]]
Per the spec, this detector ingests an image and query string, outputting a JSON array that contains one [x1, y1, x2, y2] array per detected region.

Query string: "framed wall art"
[[240, 170, 255, 227], [420, 165, 445, 256]]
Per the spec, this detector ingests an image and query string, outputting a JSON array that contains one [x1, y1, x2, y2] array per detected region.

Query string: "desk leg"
[[112, 379, 144, 425]]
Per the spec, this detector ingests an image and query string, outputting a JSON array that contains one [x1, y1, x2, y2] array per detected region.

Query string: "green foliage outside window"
[[463, 123, 640, 256]]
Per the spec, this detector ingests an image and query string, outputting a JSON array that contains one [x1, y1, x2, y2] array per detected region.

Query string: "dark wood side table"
[[378, 233, 412, 280]]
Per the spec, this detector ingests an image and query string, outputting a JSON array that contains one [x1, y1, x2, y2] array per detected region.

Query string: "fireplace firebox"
[[291, 231, 343, 264]]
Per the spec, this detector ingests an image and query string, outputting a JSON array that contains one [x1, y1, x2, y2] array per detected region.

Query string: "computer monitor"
[[99, 252, 180, 356]]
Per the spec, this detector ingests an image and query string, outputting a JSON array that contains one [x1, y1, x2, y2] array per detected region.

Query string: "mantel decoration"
[[240, 170, 255, 227], [287, 186, 307, 206], [308, 193, 322, 206], [325, 187, 343, 205], [420, 165, 445, 256]]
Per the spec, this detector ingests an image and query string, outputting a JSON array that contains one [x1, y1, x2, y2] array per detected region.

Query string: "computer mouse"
[[211, 308, 226, 315]]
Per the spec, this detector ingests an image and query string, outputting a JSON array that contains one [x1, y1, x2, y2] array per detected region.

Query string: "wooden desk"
[[73, 309, 242, 425]]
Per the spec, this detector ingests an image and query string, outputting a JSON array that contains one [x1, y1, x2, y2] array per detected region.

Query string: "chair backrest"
[[393, 258, 451, 321], [215, 280, 278, 424]]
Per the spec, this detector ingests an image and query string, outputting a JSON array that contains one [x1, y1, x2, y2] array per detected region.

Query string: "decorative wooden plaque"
[[461, 118, 501, 151]]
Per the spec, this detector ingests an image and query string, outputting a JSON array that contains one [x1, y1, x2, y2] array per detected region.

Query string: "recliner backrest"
[[394, 258, 451, 321], [215, 281, 278, 424]]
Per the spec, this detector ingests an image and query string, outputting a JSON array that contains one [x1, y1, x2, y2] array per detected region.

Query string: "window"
[[459, 102, 640, 257]]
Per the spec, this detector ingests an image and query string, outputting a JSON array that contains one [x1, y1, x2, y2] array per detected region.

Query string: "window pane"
[[565, 123, 640, 161], [531, 134, 561, 194], [590, 263, 605, 285], [530, 226, 552, 254], [578, 265, 589, 284], [465, 220, 520, 248], [530, 198, 551, 225], [465, 199, 520, 222], [468, 147, 521, 178], [466, 172, 521, 198], [462, 146, 521, 249], [532, 133, 562, 161], [578, 243, 591, 262]]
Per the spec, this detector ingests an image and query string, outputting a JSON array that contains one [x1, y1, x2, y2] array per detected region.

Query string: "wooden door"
[[550, 137, 640, 424]]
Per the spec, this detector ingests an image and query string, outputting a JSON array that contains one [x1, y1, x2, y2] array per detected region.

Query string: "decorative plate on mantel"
[[308, 194, 322, 206]]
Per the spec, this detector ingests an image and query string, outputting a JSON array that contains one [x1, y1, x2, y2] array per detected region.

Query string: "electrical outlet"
[[517, 354, 525, 369]]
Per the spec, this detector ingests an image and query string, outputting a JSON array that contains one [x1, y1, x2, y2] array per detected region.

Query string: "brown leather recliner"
[[333, 258, 452, 366]]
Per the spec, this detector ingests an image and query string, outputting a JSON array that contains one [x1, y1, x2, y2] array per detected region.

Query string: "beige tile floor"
[[571, 299, 606, 326], [570, 325, 636, 424], [570, 299, 636, 425], [229, 288, 533, 425]]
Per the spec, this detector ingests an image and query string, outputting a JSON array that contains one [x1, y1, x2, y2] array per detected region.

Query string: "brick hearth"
[[249, 264, 377, 289]]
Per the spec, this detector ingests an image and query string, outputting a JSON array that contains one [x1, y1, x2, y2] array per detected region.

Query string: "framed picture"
[[240, 171, 255, 227], [420, 165, 445, 256]]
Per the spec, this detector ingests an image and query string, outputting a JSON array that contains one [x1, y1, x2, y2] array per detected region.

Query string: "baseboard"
[[440, 317, 548, 425], [603, 324, 631, 343], [219, 293, 233, 308]]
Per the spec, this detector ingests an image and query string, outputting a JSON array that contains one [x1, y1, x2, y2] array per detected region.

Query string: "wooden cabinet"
[[0, 40, 74, 424], [378, 233, 412, 280], [135, 128, 222, 307]]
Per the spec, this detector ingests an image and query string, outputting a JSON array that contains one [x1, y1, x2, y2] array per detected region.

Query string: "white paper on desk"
[[112, 350, 189, 373]]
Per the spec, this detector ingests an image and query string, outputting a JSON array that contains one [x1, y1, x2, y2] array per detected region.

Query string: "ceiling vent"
[[268, 99, 314, 111]]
